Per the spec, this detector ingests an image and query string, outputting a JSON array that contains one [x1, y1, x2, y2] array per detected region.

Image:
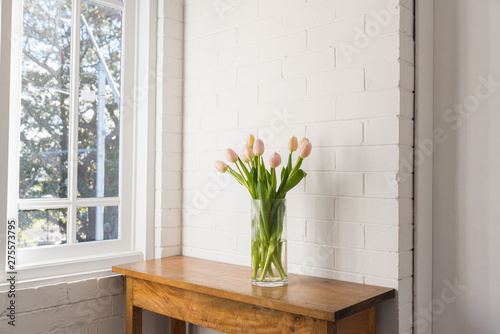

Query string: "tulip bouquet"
[[215, 134, 312, 285]]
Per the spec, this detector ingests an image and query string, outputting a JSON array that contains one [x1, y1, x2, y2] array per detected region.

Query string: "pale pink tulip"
[[299, 137, 309, 146], [269, 152, 282, 168], [288, 136, 298, 151], [225, 148, 238, 163], [297, 141, 312, 158], [246, 134, 255, 148], [240, 147, 254, 163], [253, 138, 265, 156], [214, 160, 228, 173]]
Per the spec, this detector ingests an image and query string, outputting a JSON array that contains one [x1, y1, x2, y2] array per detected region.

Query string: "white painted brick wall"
[[238, 16, 283, 45], [218, 44, 258, 70], [307, 15, 365, 50], [181, 0, 414, 333], [156, 0, 184, 259], [258, 0, 305, 18], [259, 31, 306, 62], [307, 68, 365, 96], [199, 29, 237, 55], [281, 0, 336, 33], [282, 48, 335, 79], [259, 78, 307, 104], [0, 276, 169, 334], [238, 60, 282, 85]]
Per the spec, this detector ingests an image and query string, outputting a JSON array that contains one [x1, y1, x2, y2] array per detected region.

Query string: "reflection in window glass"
[[77, 1, 122, 198], [19, 0, 72, 199], [77, 206, 118, 242], [18, 209, 68, 248]]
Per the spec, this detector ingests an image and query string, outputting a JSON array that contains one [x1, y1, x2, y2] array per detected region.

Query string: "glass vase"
[[251, 199, 288, 287]]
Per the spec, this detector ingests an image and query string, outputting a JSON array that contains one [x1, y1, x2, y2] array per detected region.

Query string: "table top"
[[113, 255, 395, 322]]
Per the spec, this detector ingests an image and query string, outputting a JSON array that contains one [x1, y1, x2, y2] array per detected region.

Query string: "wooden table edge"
[[112, 259, 395, 323]]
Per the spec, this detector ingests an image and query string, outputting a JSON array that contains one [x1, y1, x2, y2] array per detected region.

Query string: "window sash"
[[18, 198, 121, 210], [8, 0, 135, 267], [88, 0, 124, 11]]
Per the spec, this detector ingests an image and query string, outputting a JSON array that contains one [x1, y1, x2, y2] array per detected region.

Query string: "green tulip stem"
[[289, 157, 304, 177], [257, 156, 262, 181]]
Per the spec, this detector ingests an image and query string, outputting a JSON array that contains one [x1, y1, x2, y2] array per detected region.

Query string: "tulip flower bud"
[[253, 138, 265, 156], [246, 134, 255, 148], [299, 137, 309, 146], [288, 136, 298, 151], [297, 141, 312, 158], [240, 147, 253, 163], [269, 152, 282, 168], [214, 160, 228, 173], [225, 148, 238, 163]]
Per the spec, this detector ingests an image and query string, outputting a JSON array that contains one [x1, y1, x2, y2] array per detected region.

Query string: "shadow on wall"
[[432, 0, 500, 333]]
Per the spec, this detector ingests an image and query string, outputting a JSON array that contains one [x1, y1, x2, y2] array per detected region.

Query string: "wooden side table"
[[113, 256, 395, 334]]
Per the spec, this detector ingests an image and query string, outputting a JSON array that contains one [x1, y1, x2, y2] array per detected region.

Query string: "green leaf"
[[277, 166, 289, 197], [260, 158, 268, 186], [257, 181, 268, 199], [281, 169, 307, 194], [227, 167, 250, 193]]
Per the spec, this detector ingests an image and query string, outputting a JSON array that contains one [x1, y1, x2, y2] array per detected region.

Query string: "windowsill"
[[0, 250, 142, 290]]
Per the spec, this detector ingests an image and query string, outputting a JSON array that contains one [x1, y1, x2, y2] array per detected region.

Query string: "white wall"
[[432, 0, 500, 333], [1, 0, 417, 332], [182, 0, 414, 332], [0, 276, 169, 334], [155, 0, 184, 258]]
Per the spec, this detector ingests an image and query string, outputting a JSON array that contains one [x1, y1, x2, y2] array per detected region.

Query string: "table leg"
[[171, 318, 187, 334], [126, 277, 142, 334]]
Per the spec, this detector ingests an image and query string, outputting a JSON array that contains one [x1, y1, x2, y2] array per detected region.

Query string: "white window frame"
[[0, 0, 157, 283], [10, 0, 133, 263]]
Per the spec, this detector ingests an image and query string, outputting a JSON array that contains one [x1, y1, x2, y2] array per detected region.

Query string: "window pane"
[[77, 206, 119, 242], [77, 1, 122, 198], [18, 208, 68, 248], [19, 0, 72, 199]]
